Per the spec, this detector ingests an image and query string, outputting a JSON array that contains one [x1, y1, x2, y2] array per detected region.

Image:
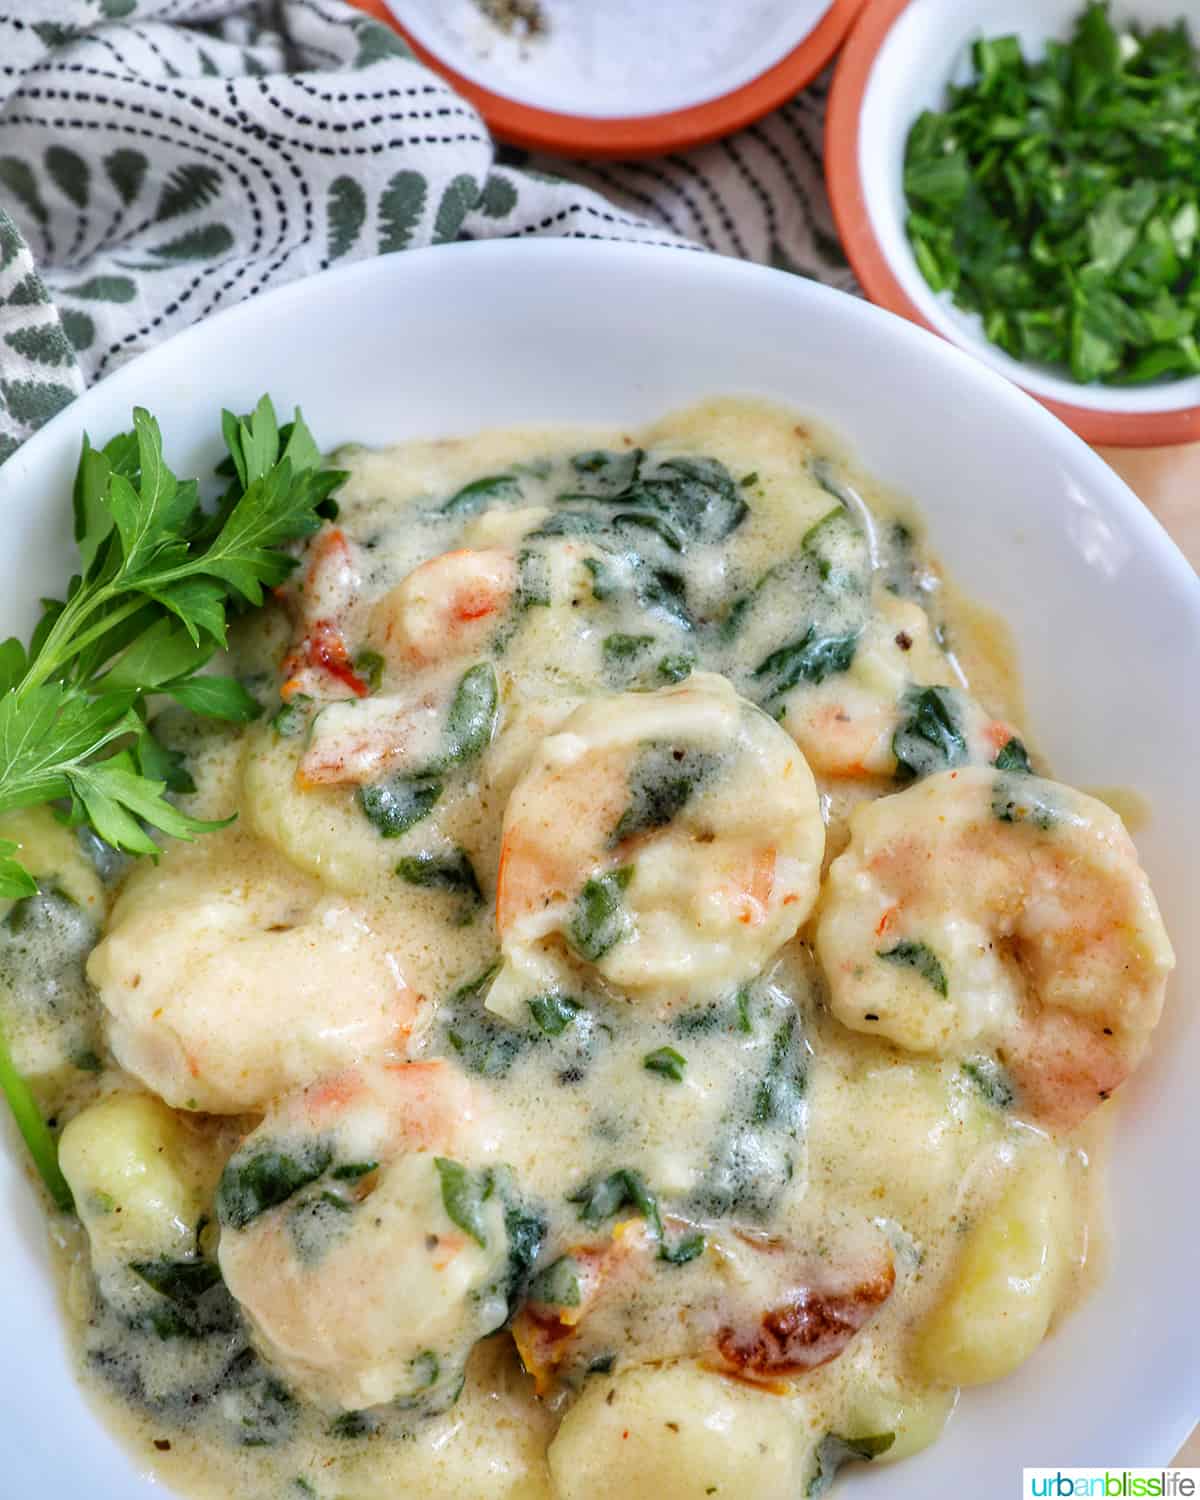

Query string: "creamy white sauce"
[[2, 400, 1138, 1500]]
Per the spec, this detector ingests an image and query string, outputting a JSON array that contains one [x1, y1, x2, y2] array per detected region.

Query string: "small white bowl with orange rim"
[[357, 0, 867, 157], [826, 0, 1200, 447]]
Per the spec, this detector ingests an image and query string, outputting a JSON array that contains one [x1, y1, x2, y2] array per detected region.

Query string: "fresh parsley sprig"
[[0, 396, 343, 895], [0, 396, 344, 1205]]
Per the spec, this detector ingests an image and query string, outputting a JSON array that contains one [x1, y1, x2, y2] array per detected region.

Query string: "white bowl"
[[1, 241, 1198, 1496], [827, 0, 1200, 447], [387, 0, 836, 118]]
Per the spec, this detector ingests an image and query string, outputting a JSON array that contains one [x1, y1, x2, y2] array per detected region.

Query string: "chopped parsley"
[[904, 3, 1200, 384]]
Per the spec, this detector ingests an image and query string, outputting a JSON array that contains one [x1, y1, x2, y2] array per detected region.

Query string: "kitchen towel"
[[0, 0, 854, 460]]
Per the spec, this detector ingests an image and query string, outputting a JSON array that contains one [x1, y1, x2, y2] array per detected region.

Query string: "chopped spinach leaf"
[[568, 1168, 662, 1239], [802, 507, 867, 593], [528, 1255, 582, 1308], [892, 685, 967, 779], [501, 1192, 546, 1311], [75, 825, 127, 883], [656, 652, 694, 684], [992, 772, 1057, 829], [994, 736, 1032, 773], [567, 867, 634, 962], [352, 649, 384, 695], [612, 743, 718, 845], [286, 1188, 356, 1265], [271, 694, 311, 738], [643, 1046, 686, 1083], [217, 1140, 334, 1230], [358, 774, 442, 838], [754, 626, 859, 699], [529, 993, 582, 1036], [445, 1014, 532, 1078], [633, 559, 692, 629], [556, 451, 745, 550], [440, 966, 535, 1079], [222, 1351, 297, 1449], [962, 1055, 1016, 1110], [807, 1432, 896, 1497], [442, 473, 521, 517], [629, 455, 748, 544], [659, 1231, 706, 1266], [129, 1256, 222, 1304], [612, 510, 685, 553], [331, 1160, 378, 1181], [878, 940, 948, 997], [329, 1410, 375, 1440], [564, 448, 644, 498], [718, 590, 755, 642], [672, 986, 754, 1038], [530, 510, 603, 542], [434, 1158, 494, 1248], [752, 1012, 808, 1128], [396, 846, 482, 922], [582, 555, 613, 600], [514, 547, 551, 610], [410, 1350, 440, 1391], [438, 662, 498, 768], [447, 963, 499, 1007], [602, 633, 656, 671]]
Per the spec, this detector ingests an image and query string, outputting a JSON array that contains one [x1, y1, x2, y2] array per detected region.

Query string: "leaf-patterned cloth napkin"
[[0, 0, 852, 461]]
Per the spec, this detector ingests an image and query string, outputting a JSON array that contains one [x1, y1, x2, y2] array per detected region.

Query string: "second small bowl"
[[826, 0, 1200, 448]]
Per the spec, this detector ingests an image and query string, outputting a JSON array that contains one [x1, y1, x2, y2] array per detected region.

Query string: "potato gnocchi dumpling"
[[547, 1362, 818, 1500], [914, 1144, 1073, 1387], [240, 724, 396, 895], [16, 400, 1169, 1500]]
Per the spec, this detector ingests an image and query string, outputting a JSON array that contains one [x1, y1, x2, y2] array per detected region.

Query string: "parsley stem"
[[0, 1019, 73, 1212], [51, 595, 150, 682], [16, 584, 126, 696]]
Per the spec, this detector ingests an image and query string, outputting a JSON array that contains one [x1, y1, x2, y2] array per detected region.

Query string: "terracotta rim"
[[826, 0, 1200, 449], [356, 0, 867, 159]]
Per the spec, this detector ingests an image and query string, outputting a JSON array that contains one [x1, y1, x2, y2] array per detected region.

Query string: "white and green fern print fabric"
[[0, 0, 694, 462], [521, 71, 855, 290], [0, 0, 855, 464]]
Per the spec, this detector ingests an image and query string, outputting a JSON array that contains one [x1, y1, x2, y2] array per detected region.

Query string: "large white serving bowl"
[[0, 241, 1197, 1497]]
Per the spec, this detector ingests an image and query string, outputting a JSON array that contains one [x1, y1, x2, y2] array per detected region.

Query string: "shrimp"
[[512, 1218, 894, 1396], [217, 1061, 518, 1413], [780, 597, 1019, 780], [87, 844, 418, 1113], [492, 672, 824, 1008], [297, 538, 606, 789], [279, 527, 371, 702], [816, 767, 1174, 1128], [367, 548, 517, 670], [295, 670, 460, 788]]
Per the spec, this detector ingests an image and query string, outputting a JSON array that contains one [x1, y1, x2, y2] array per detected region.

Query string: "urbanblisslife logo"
[[1024, 1472, 1200, 1498]]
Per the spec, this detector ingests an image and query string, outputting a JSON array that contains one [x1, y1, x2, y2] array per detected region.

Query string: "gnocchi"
[[58, 1092, 207, 1281], [914, 1145, 1072, 1386], [547, 1362, 817, 1500]]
